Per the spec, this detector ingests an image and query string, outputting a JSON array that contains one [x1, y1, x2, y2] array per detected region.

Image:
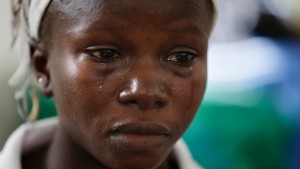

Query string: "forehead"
[[46, 0, 213, 40], [50, 0, 212, 22]]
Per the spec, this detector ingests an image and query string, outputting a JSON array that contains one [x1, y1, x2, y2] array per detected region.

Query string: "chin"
[[112, 157, 167, 169], [94, 147, 171, 169]]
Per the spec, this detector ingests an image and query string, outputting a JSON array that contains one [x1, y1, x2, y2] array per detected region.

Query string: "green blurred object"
[[26, 88, 57, 119], [183, 86, 291, 169]]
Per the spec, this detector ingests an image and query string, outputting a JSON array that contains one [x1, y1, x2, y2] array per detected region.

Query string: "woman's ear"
[[29, 38, 53, 97]]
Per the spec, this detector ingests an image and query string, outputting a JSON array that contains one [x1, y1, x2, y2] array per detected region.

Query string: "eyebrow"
[[85, 19, 130, 33], [164, 18, 208, 37], [67, 20, 128, 36], [165, 25, 206, 37], [70, 18, 207, 38]]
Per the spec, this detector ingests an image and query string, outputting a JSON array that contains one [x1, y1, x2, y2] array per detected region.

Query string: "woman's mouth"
[[109, 122, 171, 151]]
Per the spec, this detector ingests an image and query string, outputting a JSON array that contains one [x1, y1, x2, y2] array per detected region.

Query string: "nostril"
[[121, 99, 166, 109], [119, 92, 168, 110], [153, 101, 166, 109], [118, 79, 169, 110], [126, 100, 138, 106]]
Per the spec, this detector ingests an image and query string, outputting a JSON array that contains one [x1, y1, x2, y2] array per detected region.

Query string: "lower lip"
[[110, 133, 168, 151]]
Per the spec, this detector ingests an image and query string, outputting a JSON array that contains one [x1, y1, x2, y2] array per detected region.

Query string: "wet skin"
[[29, 0, 214, 169]]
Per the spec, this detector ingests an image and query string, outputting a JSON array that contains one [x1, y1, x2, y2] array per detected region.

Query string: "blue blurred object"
[[273, 39, 300, 169]]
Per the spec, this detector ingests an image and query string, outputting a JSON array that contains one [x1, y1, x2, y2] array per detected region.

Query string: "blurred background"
[[0, 0, 23, 150], [0, 0, 299, 169]]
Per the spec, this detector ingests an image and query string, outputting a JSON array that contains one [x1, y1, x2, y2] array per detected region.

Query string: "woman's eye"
[[166, 51, 196, 66], [86, 47, 120, 62]]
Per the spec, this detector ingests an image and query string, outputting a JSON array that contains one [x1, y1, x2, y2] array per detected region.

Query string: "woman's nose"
[[118, 76, 169, 110]]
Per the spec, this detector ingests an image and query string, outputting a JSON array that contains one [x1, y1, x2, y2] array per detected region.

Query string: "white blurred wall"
[[0, 0, 21, 149]]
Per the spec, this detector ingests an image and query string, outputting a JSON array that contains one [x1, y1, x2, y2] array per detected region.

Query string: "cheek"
[[190, 65, 207, 117], [49, 54, 115, 132], [167, 65, 206, 134]]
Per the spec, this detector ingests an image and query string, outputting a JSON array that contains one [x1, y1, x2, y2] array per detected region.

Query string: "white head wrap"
[[28, 0, 53, 39], [9, 0, 52, 119], [10, 0, 217, 119]]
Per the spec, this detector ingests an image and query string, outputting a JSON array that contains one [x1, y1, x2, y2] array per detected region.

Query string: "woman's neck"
[[46, 125, 106, 169]]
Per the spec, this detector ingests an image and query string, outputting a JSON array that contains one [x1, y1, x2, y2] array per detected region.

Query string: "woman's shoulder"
[[173, 139, 204, 169], [0, 118, 58, 169]]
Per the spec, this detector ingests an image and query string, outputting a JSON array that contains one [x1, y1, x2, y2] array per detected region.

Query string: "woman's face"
[[38, 0, 212, 168]]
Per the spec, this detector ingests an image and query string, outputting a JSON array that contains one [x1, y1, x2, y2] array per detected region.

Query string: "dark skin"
[[24, 0, 214, 169]]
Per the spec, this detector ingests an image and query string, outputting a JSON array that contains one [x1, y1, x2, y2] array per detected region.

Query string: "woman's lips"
[[110, 122, 170, 151]]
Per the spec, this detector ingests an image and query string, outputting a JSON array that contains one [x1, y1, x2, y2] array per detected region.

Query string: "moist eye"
[[85, 47, 121, 63], [166, 51, 197, 66], [98, 49, 117, 59]]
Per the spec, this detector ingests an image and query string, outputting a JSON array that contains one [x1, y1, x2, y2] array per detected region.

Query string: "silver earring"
[[38, 76, 46, 84]]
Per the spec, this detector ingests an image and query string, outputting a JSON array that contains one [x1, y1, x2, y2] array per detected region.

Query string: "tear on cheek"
[[188, 79, 205, 115]]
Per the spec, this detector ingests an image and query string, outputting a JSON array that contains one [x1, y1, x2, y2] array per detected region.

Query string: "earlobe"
[[30, 38, 53, 97]]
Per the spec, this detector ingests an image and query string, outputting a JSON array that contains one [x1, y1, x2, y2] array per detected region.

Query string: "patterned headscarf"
[[10, 0, 54, 121]]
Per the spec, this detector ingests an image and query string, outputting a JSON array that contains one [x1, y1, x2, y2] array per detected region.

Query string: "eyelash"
[[85, 47, 198, 66], [85, 47, 121, 63], [165, 51, 198, 66]]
